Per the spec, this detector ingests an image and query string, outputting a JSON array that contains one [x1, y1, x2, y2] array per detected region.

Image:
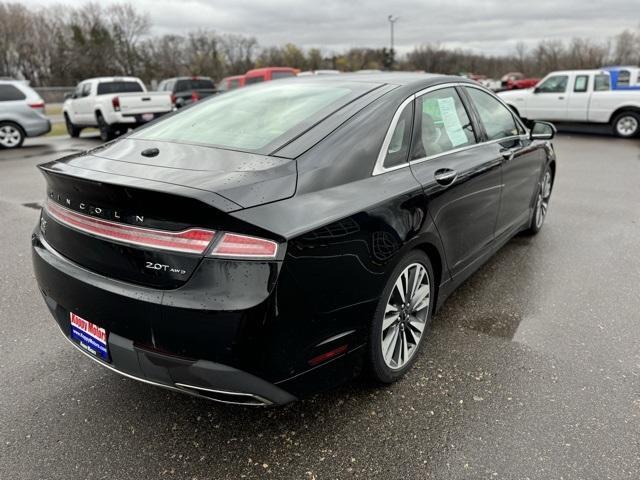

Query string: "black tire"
[[64, 114, 81, 138], [368, 250, 435, 383], [612, 111, 640, 138], [96, 112, 114, 142], [524, 164, 553, 235], [0, 121, 25, 149]]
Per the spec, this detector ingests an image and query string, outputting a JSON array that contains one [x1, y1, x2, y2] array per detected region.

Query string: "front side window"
[[594, 74, 610, 91], [411, 87, 476, 159], [383, 101, 414, 168], [0, 84, 26, 101], [97, 81, 143, 95], [466, 87, 520, 141], [175, 79, 215, 91], [574, 75, 588, 92], [536, 75, 568, 93], [81, 83, 91, 97], [132, 82, 362, 152]]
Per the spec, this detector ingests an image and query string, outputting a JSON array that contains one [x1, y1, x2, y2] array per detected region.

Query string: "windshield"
[[132, 81, 370, 152], [97, 81, 144, 95]]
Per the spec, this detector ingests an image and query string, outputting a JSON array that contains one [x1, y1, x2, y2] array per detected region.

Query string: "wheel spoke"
[[412, 285, 430, 312], [382, 311, 400, 331], [394, 277, 406, 303], [382, 325, 399, 363], [408, 315, 425, 334], [401, 330, 409, 364]]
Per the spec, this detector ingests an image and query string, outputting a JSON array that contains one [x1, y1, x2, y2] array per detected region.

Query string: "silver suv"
[[0, 80, 51, 149]]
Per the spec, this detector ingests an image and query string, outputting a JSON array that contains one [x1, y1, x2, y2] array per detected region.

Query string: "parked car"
[[0, 80, 50, 149], [218, 75, 246, 91], [500, 72, 540, 90], [32, 74, 556, 405], [63, 76, 173, 141], [157, 76, 217, 108], [244, 67, 297, 85], [499, 69, 640, 137]]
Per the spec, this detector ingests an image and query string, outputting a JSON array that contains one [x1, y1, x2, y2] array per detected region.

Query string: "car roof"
[[81, 76, 143, 82], [282, 72, 477, 90], [246, 67, 297, 74]]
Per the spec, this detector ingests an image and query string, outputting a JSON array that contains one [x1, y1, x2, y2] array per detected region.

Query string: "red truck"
[[501, 72, 540, 90]]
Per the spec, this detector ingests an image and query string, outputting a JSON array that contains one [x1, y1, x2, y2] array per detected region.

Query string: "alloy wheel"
[[535, 170, 552, 229], [0, 125, 22, 148], [381, 262, 430, 370], [616, 115, 638, 137]]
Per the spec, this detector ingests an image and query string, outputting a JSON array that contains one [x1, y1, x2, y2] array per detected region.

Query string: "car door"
[[407, 86, 502, 278], [525, 74, 570, 120], [463, 86, 544, 239], [76, 82, 94, 125], [566, 74, 590, 121]]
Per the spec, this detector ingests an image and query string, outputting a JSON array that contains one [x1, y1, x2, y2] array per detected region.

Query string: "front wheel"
[[64, 114, 81, 138], [368, 250, 435, 383], [612, 111, 640, 138], [0, 122, 25, 149], [525, 166, 553, 235]]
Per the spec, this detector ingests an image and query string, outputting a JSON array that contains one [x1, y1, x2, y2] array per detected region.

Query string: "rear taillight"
[[209, 233, 278, 259], [191, 90, 200, 102], [45, 200, 215, 254], [28, 102, 45, 111], [112, 96, 120, 111], [170, 93, 176, 105]]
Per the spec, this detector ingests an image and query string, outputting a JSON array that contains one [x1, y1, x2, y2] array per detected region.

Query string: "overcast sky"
[[20, 0, 640, 56]]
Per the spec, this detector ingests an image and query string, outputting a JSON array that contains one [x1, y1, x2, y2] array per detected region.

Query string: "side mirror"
[[533, 87, 541, 94], [64, 93, 74, 100], [530, 121, 556, 140]]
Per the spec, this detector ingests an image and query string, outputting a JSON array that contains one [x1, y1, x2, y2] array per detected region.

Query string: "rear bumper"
[[23, 117, 51, 137], [32, 232, 297, 406]]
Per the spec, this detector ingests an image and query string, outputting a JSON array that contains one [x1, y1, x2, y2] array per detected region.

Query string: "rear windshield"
[[175, 79, 215, 91], [97, 81, 143, 95], [245, 76, 264, 85], [132, 81, 371, 152]]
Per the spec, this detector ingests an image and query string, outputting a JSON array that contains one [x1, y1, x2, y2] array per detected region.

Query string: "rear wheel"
[[0, 122, 25, 149], [96, 112, 115, 142], [612, 111, 640, 138], [64, 114, 81, 138], [368, 250, 434, 383], [525, 165, 553, 235]]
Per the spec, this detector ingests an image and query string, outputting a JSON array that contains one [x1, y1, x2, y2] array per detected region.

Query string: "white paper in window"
[[437, 97, 468, 147]]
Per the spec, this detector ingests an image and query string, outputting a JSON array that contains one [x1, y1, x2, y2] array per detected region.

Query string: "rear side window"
[[466, 88, 520, 141], [0, 84, 26, 101], [132, 82, 363, 152], [272, 71, 295, 80], [175, 79, 215, 91], [594, 74, 610, 91], [617, 70, 630, 87], [245, 76, 265, 85], [411, 87, 476, 159], [229, 79, 240, 88], [383, 101, 414, 168], [574, 75, 589, 92], [97, 81, 143, 95], [536, 75, 568, 93]]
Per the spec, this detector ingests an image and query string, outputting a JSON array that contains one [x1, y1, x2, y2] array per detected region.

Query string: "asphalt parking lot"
[[1, 133, 639, 479]]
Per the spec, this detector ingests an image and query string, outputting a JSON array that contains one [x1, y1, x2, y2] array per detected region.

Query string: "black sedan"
[[32, 74, 556, 406]]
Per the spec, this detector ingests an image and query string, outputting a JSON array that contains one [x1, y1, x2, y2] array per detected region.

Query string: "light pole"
[[387, 15, 398, 68]]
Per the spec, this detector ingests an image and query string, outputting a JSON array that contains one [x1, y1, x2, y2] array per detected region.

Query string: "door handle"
[[558, 96, 565, 100], [434, 168, 457, 186], [500, 147, 519, 161]]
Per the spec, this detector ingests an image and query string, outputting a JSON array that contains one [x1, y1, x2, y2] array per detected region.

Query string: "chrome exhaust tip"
[[174, 383, 273, 406]]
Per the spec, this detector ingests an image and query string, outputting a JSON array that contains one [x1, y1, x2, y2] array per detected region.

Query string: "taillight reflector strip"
[[45, 199, 215, 254], [210, 233, 278, 259]]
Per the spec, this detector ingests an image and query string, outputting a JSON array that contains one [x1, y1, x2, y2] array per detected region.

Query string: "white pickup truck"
[[498, 69, 640, 138], [63, 77, 173, 141]]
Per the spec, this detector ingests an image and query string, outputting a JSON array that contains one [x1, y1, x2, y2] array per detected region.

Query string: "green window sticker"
[[436, 97, 469, 147]]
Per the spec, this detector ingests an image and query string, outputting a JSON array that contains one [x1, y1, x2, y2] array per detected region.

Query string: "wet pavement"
[[0, 133, 638, 479]]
